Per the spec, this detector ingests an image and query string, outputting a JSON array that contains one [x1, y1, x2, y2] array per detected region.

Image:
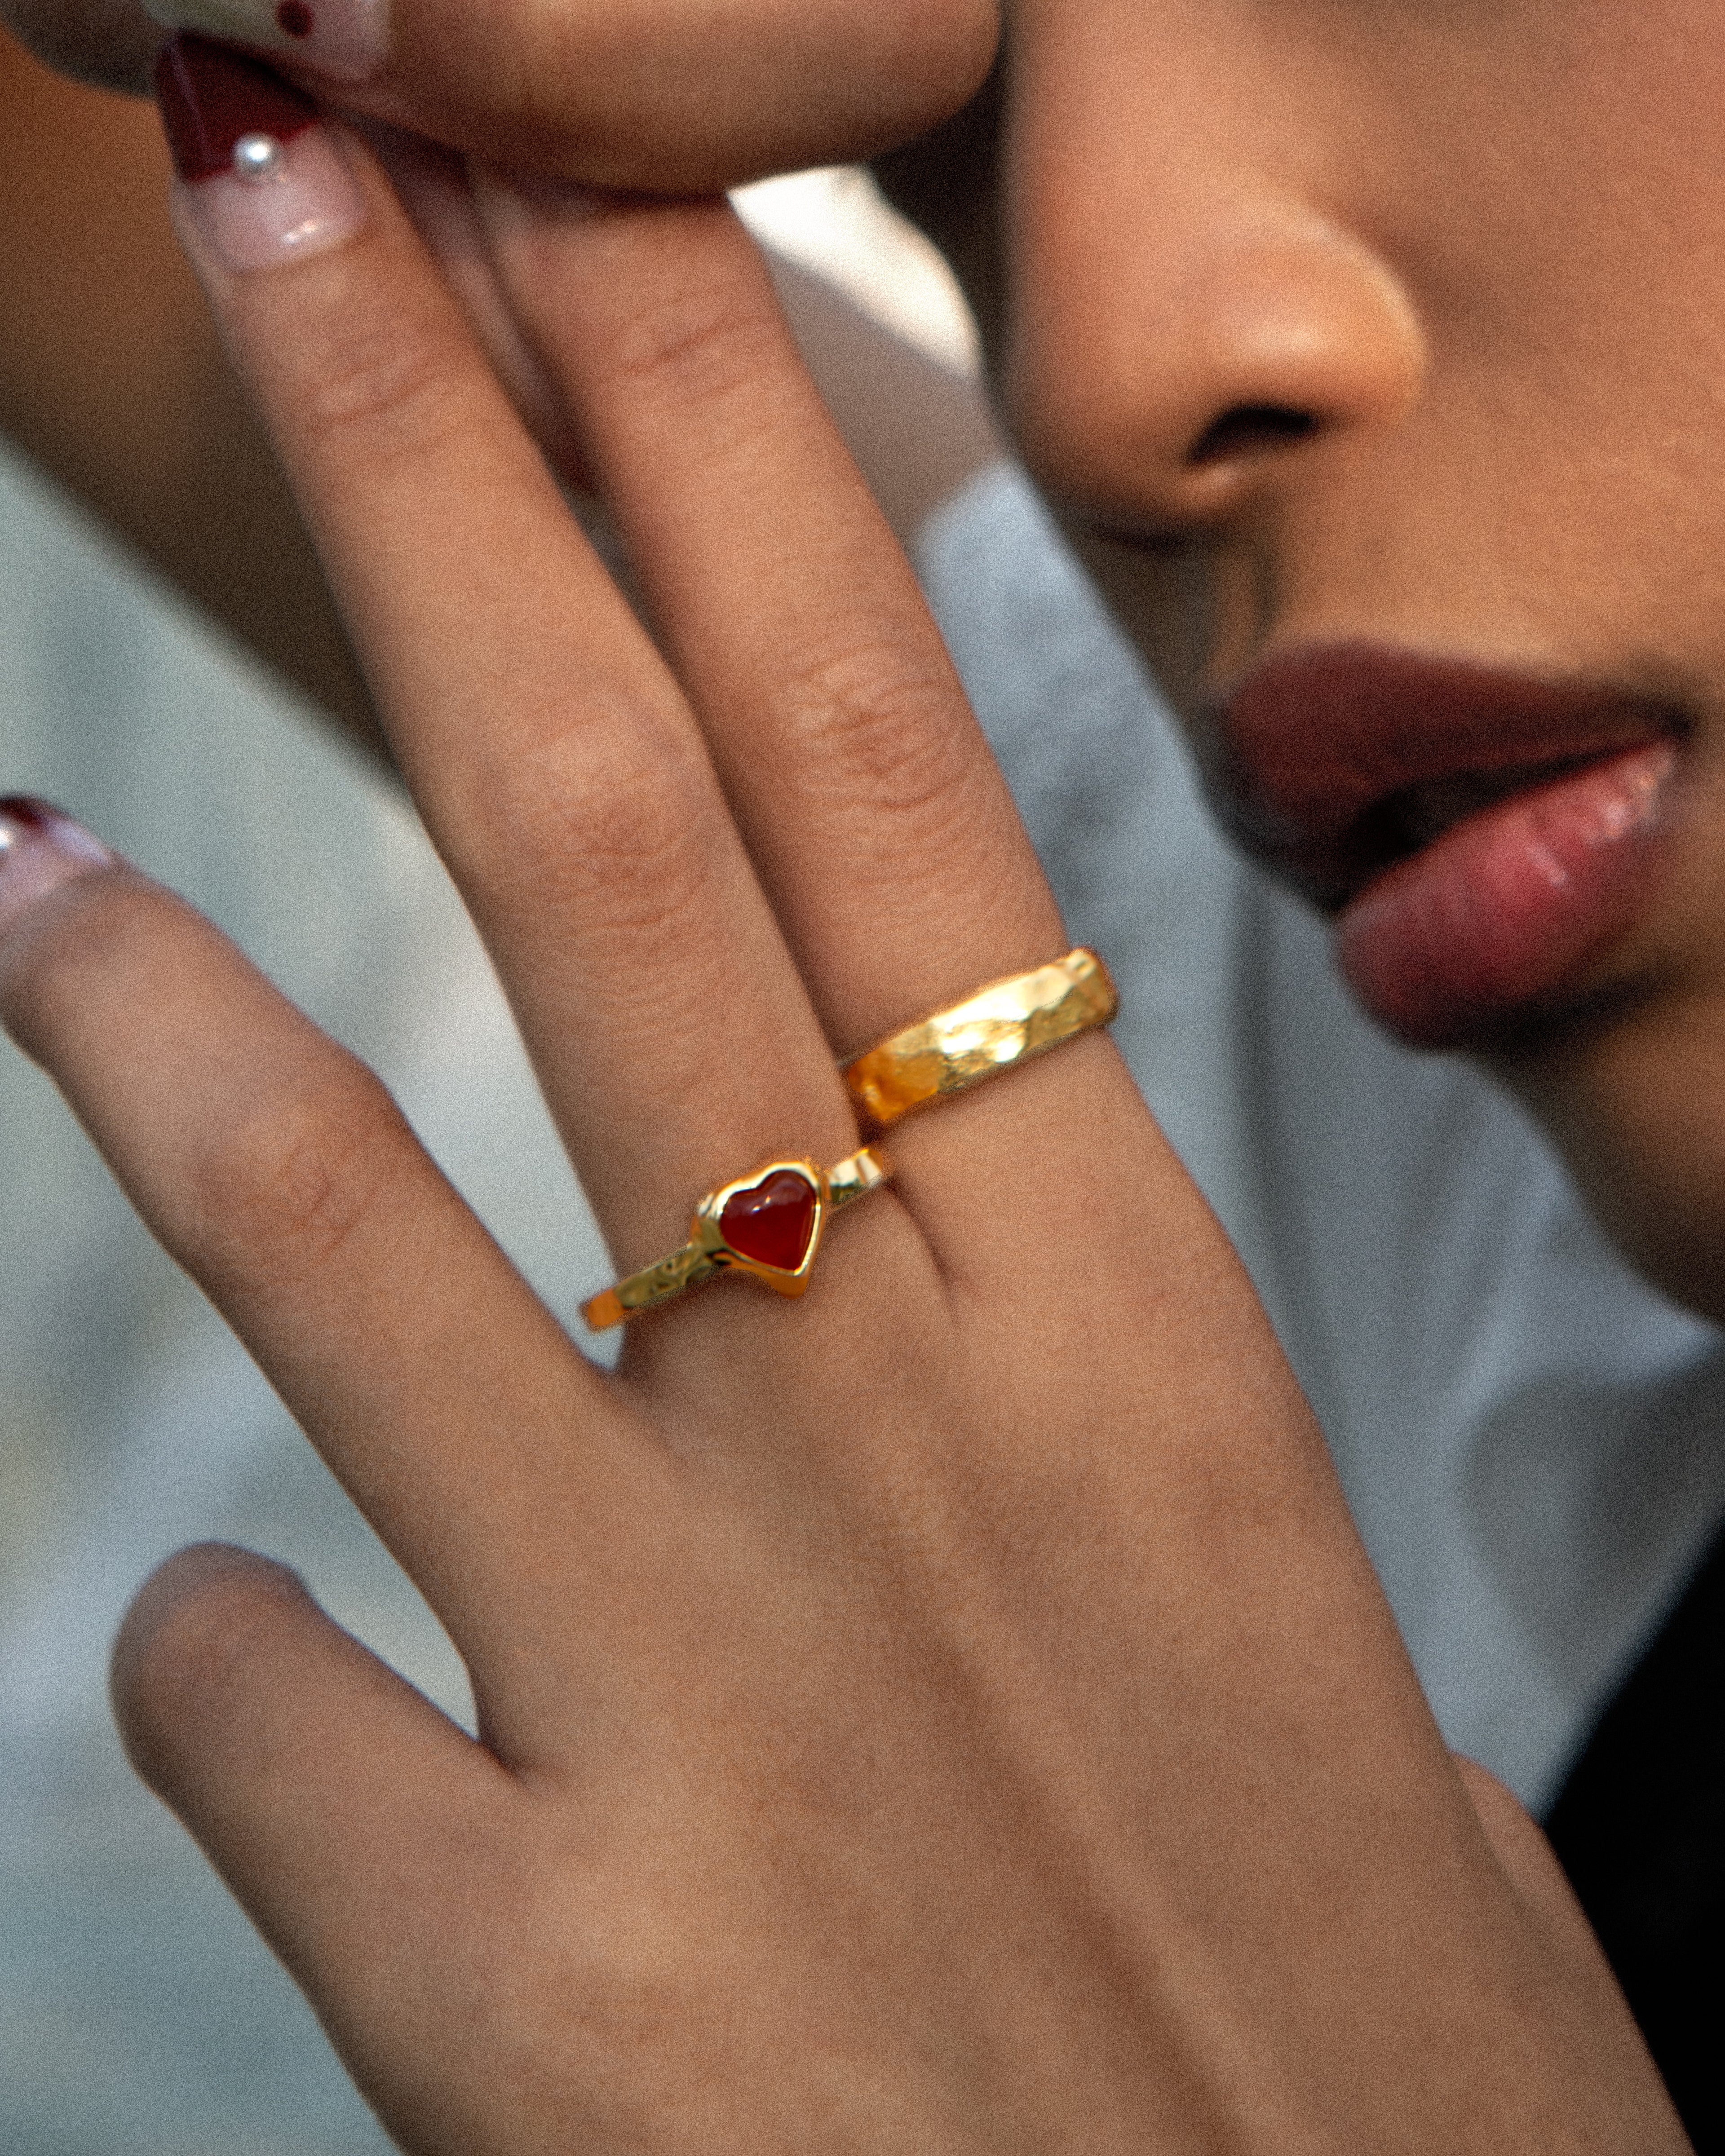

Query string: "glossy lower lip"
[[1207, 645, 1688, 1049], [1335, 740, 1677, 1047]]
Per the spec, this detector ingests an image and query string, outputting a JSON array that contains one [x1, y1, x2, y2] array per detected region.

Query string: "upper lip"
[[1201, 643, 1691, 908]]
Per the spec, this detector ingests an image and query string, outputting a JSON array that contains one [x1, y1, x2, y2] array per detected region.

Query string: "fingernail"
[[155, 36, 368, 275], [113, 1542, 307, 1684], [0, 797, 115, 940], [143, 0, 386, 84]]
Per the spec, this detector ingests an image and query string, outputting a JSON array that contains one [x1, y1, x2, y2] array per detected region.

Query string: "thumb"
[[1453, 1754, 1685, 2132], [113, 1543, 521, 2142]]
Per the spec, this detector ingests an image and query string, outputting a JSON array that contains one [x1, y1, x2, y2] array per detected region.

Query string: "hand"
[[2, 0, 996, 194], [0, 115, 1685, 2151]]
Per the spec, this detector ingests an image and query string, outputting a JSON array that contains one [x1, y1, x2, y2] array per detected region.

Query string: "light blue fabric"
[[921, 461, 1725, 1809]]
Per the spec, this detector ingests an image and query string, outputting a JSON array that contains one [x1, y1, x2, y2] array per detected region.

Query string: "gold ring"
[[582, 1147, 889, 1331], [844, 948, 1118, 1131]]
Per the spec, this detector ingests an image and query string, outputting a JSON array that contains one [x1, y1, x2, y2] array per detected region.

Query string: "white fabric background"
[[0, 441, 609, 2152]]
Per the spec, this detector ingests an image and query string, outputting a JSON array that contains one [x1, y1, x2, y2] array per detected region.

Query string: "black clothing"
[[1547, 1530, 1725, 2151]]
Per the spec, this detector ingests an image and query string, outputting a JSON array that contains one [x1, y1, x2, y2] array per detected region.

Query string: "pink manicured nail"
[[0, 798, 115, 940], [143, 0, 386, 84], [155, 37, 367, 274]]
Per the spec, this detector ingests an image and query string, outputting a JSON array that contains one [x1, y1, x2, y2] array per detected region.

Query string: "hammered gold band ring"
[[580, 948, 1117, 1331], [844, 947, 1118, 1131]]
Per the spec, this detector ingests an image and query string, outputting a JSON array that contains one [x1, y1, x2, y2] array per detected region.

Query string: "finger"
[[463, 170, 1172, 1332], [155, 54, 859, 1264], [111, 1544, 526, 2148], [473, 181, 1063, 1065], [465, 173, 1140, 1298], [350, 0, 997, 191], [9, 0, 996, 189], [1452, 1759, 1685, 2123], [0, 800, 662, 1656], [1453, 1759, 1626, 1982]]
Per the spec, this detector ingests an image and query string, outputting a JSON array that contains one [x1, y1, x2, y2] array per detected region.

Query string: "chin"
[[1491, 991, 1725, 1329]]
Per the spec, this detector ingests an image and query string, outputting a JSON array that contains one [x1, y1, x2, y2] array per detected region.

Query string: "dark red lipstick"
[[1204, 645, 1687, 1048]]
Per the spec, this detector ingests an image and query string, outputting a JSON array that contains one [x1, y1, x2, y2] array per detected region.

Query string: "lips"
[[1205, 645, 1687, 1048]]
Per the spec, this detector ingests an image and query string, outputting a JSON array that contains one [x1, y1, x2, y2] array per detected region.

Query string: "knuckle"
[[775, 639, 984, 836], [111, 1547, 307, 1783], [588, 269, 784, 416], [460, 711, 730, 945], [286, 292, 478, 470], [491, 1856, 711, 2069], [192, 1060, 410, 1294]]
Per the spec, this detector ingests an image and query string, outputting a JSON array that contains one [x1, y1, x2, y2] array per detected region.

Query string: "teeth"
[[1393, 756, 1595, 851]]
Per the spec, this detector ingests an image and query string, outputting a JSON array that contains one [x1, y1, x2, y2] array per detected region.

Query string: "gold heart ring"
[[579, 950, 1115, 1332], [581, 1149, 889, 1331]]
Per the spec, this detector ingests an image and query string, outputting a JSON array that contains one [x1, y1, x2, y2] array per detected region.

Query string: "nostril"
[[1186, 404, 1320, 466]]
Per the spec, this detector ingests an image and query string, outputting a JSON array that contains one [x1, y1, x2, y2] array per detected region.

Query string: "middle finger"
[[471, 176, 1067, 1065]]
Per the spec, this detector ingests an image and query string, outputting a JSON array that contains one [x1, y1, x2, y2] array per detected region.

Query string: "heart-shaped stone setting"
[[717, 1167, 819, 1274]]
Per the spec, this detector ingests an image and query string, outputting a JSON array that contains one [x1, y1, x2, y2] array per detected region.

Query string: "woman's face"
[[971, 0, 1725, 1319]]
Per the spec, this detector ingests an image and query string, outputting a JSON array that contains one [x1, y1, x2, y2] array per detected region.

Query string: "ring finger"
[[466, 176, 1063, 1062]]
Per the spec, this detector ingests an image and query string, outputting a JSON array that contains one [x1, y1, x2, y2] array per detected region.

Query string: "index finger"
[[155, 64, 867, 1272]]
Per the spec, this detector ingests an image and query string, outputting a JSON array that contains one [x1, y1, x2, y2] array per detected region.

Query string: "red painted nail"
[[0, 797, 115, 941], [154, 35, 320, 183], [152, 36, 368, 273]]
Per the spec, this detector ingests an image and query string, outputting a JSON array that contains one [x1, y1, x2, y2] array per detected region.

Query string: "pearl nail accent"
[[231, 132, 285, 182], [177, 127, 368, 274], [155, 40, 369, 274]]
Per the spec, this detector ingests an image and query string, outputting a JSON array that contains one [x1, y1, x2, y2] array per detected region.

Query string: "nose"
[[1003, 87, 1428, 531]]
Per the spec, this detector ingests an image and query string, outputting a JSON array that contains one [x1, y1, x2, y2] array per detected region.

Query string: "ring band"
[[844, 948, 1118, 1130], [581, 947, 1111, 1331], [581, 1147, 889, 1331]]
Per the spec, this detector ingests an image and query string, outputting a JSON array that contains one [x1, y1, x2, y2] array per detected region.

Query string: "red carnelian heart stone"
[[719, 1169, 818, 1272]]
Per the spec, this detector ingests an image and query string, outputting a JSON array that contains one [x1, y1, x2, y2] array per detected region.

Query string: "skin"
[[0, 31, 998, 758], [9, 1, 1725, 1309], [878, 0, 1725, 1326], [991, 0, 1725, 1324], [0, 0, 1719, 2144], [0, 0, 999, 188], [0, 132, 1685, 2150]]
